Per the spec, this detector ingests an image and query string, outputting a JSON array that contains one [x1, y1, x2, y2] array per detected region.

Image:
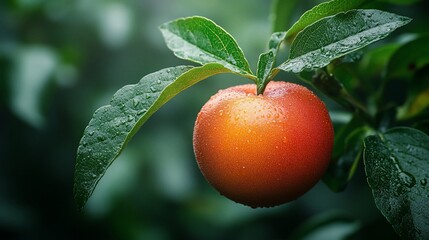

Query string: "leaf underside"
[[74, 63, 231, 209], [364, 127, 429, 239]]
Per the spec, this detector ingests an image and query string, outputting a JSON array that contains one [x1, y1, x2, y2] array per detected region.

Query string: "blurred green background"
[[1, 0, 426, 239]]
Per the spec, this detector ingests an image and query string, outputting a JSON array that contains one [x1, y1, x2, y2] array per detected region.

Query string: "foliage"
[[2, 0, 428, 239], [70, 0, 429, 238]]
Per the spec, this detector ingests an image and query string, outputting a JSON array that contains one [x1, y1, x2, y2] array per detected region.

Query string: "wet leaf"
[[74, 63, 231, 209], [364, 127, 429, 239], [277, 9, 411, 73], [285, 0, 371, 43], [256, 31, 286, 94], [159, 16, 253, 78]]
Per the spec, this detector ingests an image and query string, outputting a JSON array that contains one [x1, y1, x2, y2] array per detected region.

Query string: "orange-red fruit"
[[193, 81, 334, 208]]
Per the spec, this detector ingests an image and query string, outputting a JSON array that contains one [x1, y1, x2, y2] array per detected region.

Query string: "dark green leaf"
[[364, 127, 429, 239], [378, 0, 421, 5], [277, 9, 411, 73], [299, 70, 371, 124], [256, 32, 286, 94], [398, 65, 429, 120], [74, 63, 231, 209], [332, 115, 366, 158], [270, 0, 299, 32], [380, 37, 429, 111], [159, 16, 254, 78], [386, 36, 429, 79], [289, 211, 361, 240], [285, 0, 372, 43], [324, 126, 372, 192], [355, 43, 400, 88]]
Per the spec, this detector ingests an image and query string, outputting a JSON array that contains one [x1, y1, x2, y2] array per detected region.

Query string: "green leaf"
[[324, 126, 372, 192], [356, 43, 400, 82], [277, 9, 411, 73], [270, 0, 299, 33], [289, 211, 361, 240], [378, 0, 421, 5], [386, 36, 429, 79], [364, 127, 429, 239], [159, 16, 254, 78], [74, 63, 231, 209], [256, 31, 286, 94], [285, 0, 372, 43], [9, 45, 58, 128], [397, 65, 429, 120]]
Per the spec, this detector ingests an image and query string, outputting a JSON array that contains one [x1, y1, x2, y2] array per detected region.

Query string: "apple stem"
[[256, 68, 280, 95]]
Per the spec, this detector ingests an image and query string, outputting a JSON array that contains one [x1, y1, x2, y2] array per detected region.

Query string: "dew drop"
[[399, 171, 416, 188], [145, 94, 151, 99], [88, 131, 95, 136], [138, 108, 148, 115], [420, 179, 427, 186], [157, 79, 161, 84], [150, 86, 156, 92], [127, 115, 134, 122], [133, 98, 139, 107], [247, 129, 252, 133], [219, 110, 223, 116]]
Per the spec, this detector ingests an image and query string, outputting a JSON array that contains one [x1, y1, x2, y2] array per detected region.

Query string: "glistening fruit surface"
[[193, 81, 334, 207]]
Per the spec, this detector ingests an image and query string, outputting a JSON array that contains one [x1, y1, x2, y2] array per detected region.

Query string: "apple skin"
[[193, 81, 334, 208]]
